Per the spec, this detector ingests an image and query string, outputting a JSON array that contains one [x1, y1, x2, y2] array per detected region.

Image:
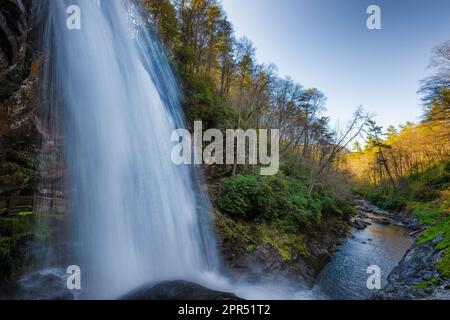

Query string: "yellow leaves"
[[343, 120, 450, 184]]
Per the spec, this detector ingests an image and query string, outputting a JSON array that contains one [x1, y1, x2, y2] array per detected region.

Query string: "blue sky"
[[221, 0, 450, 130]]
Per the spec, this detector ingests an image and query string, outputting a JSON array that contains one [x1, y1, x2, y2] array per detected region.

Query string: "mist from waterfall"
[[41, 0, 219, 299]]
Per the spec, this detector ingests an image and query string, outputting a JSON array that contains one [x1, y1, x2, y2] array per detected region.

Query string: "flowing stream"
[[310, 205, 414, 300]]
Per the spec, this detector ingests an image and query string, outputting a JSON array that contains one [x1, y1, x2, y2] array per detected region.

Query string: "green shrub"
[[255, 175, 293, 220], [363, 187, 407, 211], [363, 161, 450, 211], [218, 175, 259, 219], [285, 194, 321, 226], [218, 172, 348, 229], [380, 197, 407, 211]]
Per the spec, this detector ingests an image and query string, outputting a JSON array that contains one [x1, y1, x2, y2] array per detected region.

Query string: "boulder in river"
[[372, 218, 391, 225], [120, 280, 243, 300], [350, 217, 370, 230]]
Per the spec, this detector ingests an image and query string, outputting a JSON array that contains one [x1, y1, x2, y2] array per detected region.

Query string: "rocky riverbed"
[[373, 236, 450, 300], [308, 199, 415, 299], [350, 200, 450, 300]]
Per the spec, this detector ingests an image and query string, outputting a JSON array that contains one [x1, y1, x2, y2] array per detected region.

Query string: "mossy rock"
[[0, 213, 50, 281], [413, 201, 450, 278]]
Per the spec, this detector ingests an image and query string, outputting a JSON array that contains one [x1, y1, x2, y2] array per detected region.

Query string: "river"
[[310, 205, 414, 300]]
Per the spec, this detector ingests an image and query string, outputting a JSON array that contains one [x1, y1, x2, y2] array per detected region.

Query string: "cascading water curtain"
[[40, 0, 219, 299]]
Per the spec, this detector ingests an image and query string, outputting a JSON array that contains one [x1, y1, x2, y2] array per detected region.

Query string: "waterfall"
[[40, 0, 219, 299]]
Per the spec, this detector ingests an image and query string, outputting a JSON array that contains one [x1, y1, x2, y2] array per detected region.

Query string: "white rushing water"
[[42, 0, 219, 298]]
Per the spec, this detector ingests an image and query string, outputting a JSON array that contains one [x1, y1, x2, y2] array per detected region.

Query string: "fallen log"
[[408, 227, 427, 236]]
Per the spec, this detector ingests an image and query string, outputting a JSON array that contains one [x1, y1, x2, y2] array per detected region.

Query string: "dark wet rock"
[[354, 199, 371, 212], [222, 242, 315, 284], [410, 217, 422, 231], [368, 205, 396, 217], [120, 280, 242, 300], [357, 210, 369, 219], [375, 220, 391, 225], [252, 244, 283, 271], [350, 217, 370, 230], [431, 234, 444, 247]]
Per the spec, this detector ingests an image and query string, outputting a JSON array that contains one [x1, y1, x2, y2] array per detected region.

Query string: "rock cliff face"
[[214, 210, 349, 285], [0, 0, 44, 196], [0, 0, 47, 284]]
